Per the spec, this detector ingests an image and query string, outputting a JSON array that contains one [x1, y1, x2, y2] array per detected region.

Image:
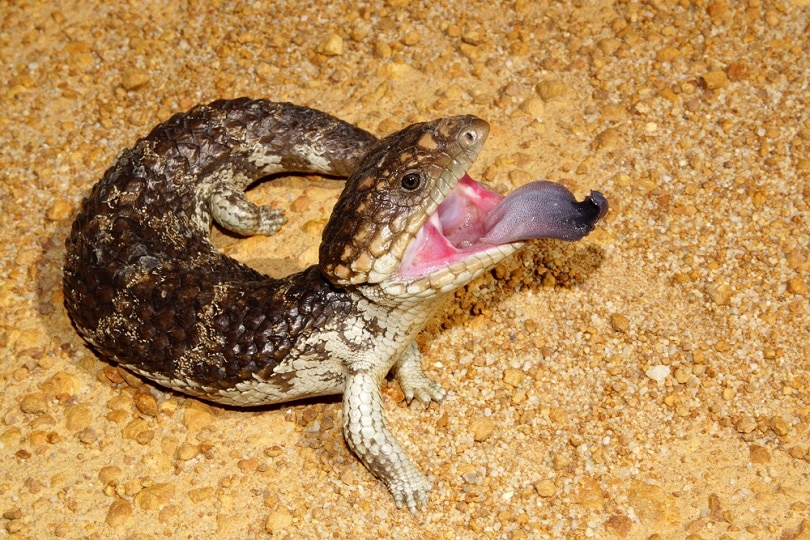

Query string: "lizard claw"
[[400, 374, 446, 408], [392, 342, 446, 409], [389, 471, 432, 513]]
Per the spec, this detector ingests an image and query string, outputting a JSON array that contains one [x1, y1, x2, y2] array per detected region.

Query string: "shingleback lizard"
[[63, 98, 607, 511]]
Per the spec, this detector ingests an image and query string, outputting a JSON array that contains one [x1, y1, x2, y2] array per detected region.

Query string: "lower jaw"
[[385, 242, 522, 298]]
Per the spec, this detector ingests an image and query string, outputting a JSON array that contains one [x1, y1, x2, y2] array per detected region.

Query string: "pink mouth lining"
[[397, 173, 609, 279], [397, 174, 504, 278]]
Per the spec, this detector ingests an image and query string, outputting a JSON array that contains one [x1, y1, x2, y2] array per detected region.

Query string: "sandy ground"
[[2, 0, 809, 538]]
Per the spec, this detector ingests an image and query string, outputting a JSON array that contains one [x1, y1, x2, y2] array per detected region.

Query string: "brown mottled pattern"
[[64, 99, 376, 391]]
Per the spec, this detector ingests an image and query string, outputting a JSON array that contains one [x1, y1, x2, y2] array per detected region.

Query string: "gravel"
[[1, 0, 808, 538]]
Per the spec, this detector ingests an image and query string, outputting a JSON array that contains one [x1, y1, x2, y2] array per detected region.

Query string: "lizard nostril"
[[458, 127, 479, 149]]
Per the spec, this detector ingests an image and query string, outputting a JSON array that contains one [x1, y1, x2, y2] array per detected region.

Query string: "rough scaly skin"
[[64, 98, 511, 511]]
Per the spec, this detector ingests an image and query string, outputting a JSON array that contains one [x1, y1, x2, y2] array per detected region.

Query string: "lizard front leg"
[[209, 182, 286, 236], [343, 369, 432, 512]]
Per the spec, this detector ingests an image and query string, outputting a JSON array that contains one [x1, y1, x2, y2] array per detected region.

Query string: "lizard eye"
[[400, 171, 423, 191]]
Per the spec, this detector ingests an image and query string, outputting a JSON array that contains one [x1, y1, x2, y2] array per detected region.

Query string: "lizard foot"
[[388, 469, 432, 513], [398, 370, 447, 408], [256, 207, 287, 236]]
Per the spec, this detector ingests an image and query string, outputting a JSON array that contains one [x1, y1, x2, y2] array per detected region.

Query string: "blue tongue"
[[481, 181, 608, 244]]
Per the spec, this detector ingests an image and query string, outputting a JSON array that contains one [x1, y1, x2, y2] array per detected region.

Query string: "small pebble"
[[121, 68, 150, 91], [105, 500, 132, 528], [401, 31, 420, 47], [770, 416, 791, 436], [19, 393, 49, 415], [520, 97, 545, 117], [707, 2, 729, 22], [787, 277, 807, 296], [42, 372, 81, 397], [350, 26, 369, 42], [318, 34, 344, 56], [502, 368, 525, 387], [374, 40, 392, 59], [700, 71, 728, 90], [290, 194, 310, 213], [552, 454, 571, 470], [175, 442, 199, 461], [64, 404, 92, 432], [134, 483, 176, 511], [749, 444, 771, 465], [656, 46, 681, 62], [645, 365, 670, 383], [133, 389, 159, 417], [548, 407, 568, 424], [457, 42, 480, 61], [610, 313, 629, 333], [788, 446, 806, 460], [508, 169, 533, 185], [627, 481, 680, 527], [265, 507, 293, 533], [11, 328, 48, 352], [182, 400, 217, 432], [28, 430, 48, 446], [98, 466, 122, 486], [605, 514, 633, 537], [597, 37, 621, 56], [536, 79, 568, 101], [103, 366, 125, 385], [3, 507, 22, 520], [237, 457, 260, 473], [46, 200, 74, 221], [122, 418, 150, 440], [135, 429, 155, 445], [593, 128, 624, 152], [726, 62, 748, 81], [187, 487, 214, 503], [736, 416, 757, 434], [534, 479, 556, 498], [470, 418, 496, 442], [706, 282, 733, 305]]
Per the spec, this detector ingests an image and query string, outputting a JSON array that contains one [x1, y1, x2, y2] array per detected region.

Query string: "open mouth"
[[397, 174, 608, 279]]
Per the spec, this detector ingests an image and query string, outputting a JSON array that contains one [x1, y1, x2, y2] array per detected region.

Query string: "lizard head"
[[319, 115, 608, 298]]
